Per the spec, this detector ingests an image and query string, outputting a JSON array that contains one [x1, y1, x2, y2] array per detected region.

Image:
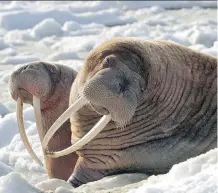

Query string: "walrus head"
[[43, 48, 146, 158], [9, 61, 61, 108], [9, 61, 76, 167], [83, 54, 145, 127]]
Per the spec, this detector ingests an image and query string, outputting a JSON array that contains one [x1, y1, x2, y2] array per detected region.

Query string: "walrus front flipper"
[[67, 157, 111, 187]]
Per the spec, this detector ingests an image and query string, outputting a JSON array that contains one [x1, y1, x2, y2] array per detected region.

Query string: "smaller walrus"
[[43, 37, 217, 187], [9, 61, 78, 180]]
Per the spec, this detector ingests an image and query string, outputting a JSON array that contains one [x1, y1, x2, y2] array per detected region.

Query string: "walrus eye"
[[50, 67, 56, 74], [102, 55, 116, 68], [103, 57, 110, 68]]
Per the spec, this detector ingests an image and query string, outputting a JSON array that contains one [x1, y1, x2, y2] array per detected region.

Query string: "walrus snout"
[[16, 88, 33, 105], [9, 73, 32, 105], [82, 66, 141, 127]]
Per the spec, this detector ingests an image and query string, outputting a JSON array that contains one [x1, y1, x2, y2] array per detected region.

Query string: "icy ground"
[[0, 1, 217, 193]]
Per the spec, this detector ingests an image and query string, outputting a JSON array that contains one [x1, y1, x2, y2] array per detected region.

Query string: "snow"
[[129, 149, 217, 193], [0, 147, 216, 193], [0, 161, 13, 177], [0, 47, 17, 56], [2, 55, 39, 65], [31, 18, 63, 39], [0, 38, 10, 50], [62, 21, 81, 32], [0, 1, 217, 193], [0, 104, 10, 117], [0, 172, 44, 193], [46, 51, 79, 61]]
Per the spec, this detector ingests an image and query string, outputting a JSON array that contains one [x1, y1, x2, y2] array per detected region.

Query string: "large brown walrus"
[[9, 62, 78, 180], [9, 38, 217, 187]]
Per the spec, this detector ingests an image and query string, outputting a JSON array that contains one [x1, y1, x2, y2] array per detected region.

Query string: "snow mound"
[[0, 108, 34, 148], [0, 148, 216, 193], [0, 8, 135, 31], [188, 27, 217, 48], [0, 161, 13, 177], [3, 29, 34, 45], [0, 10, 75, 30], [0, 38, 10, 50], [47, 51, 79, 61], [31, 18, 63, 39], [0, 172, 44, 193], [0, 47, 17, 56], [0, 104, 10, 117], [117, 1, 217, 10], [2, 55, 39, 65], [62, 21, 81, 32], [129, 149, 218, 193], [36, 179, 73, 192]]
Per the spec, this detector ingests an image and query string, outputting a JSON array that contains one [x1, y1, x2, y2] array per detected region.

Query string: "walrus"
[[43, 37, 217, 187], [9, 61, 78, 180]]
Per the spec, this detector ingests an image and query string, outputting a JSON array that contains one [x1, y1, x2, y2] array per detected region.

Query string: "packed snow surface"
[[0, 1, 217, 193]]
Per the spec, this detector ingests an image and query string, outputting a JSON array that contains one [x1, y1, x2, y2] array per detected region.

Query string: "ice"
[[31, 18, 63, 39], [36, 179, 73, 192], [0, 104, 10, 117], [116, 1, 217, 10], [0, 38, 10, 50], [0, 1, 217, 193], [62, 21, 81, 32], [0, 47, 17, 56], [0, 172, 45, 193], [46, 51, 79, 61], [0, 161, 13, 177], [129, 149, 217, 193], [0, 148, 216, 193], [188, 26, 217, 47], [2, 55, 39, 65], [0, 7, 135, 31]]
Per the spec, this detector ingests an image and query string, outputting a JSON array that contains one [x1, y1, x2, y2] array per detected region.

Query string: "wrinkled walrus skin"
[[68, 38, 217, 187]]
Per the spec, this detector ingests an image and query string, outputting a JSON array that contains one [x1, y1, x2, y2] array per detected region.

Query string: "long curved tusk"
[[45, 114, 111, 158], [33, 96, 43, 142], [42, 97, 87, 151], [16, 97, 43, 167]]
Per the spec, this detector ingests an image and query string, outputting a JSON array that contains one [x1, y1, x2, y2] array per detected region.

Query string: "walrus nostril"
[[118, 83, 124, 93], [22, 66, 28, 70], [20, 64, 31, 72], [117, 78, 129, 94]]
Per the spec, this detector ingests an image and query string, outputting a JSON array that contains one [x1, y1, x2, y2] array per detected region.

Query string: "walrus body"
[[68, 38, 217, 187], [9, 62, 78, 180]]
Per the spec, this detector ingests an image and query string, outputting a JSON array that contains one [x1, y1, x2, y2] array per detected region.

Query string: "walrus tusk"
[[42, 97, 87, 151], [45, 114, 111, 158], [16, 97, 43, 167], [33, 96, 43, 143]]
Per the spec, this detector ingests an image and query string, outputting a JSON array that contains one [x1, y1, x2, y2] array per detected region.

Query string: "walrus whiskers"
[[16, 97, 43, 167]]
